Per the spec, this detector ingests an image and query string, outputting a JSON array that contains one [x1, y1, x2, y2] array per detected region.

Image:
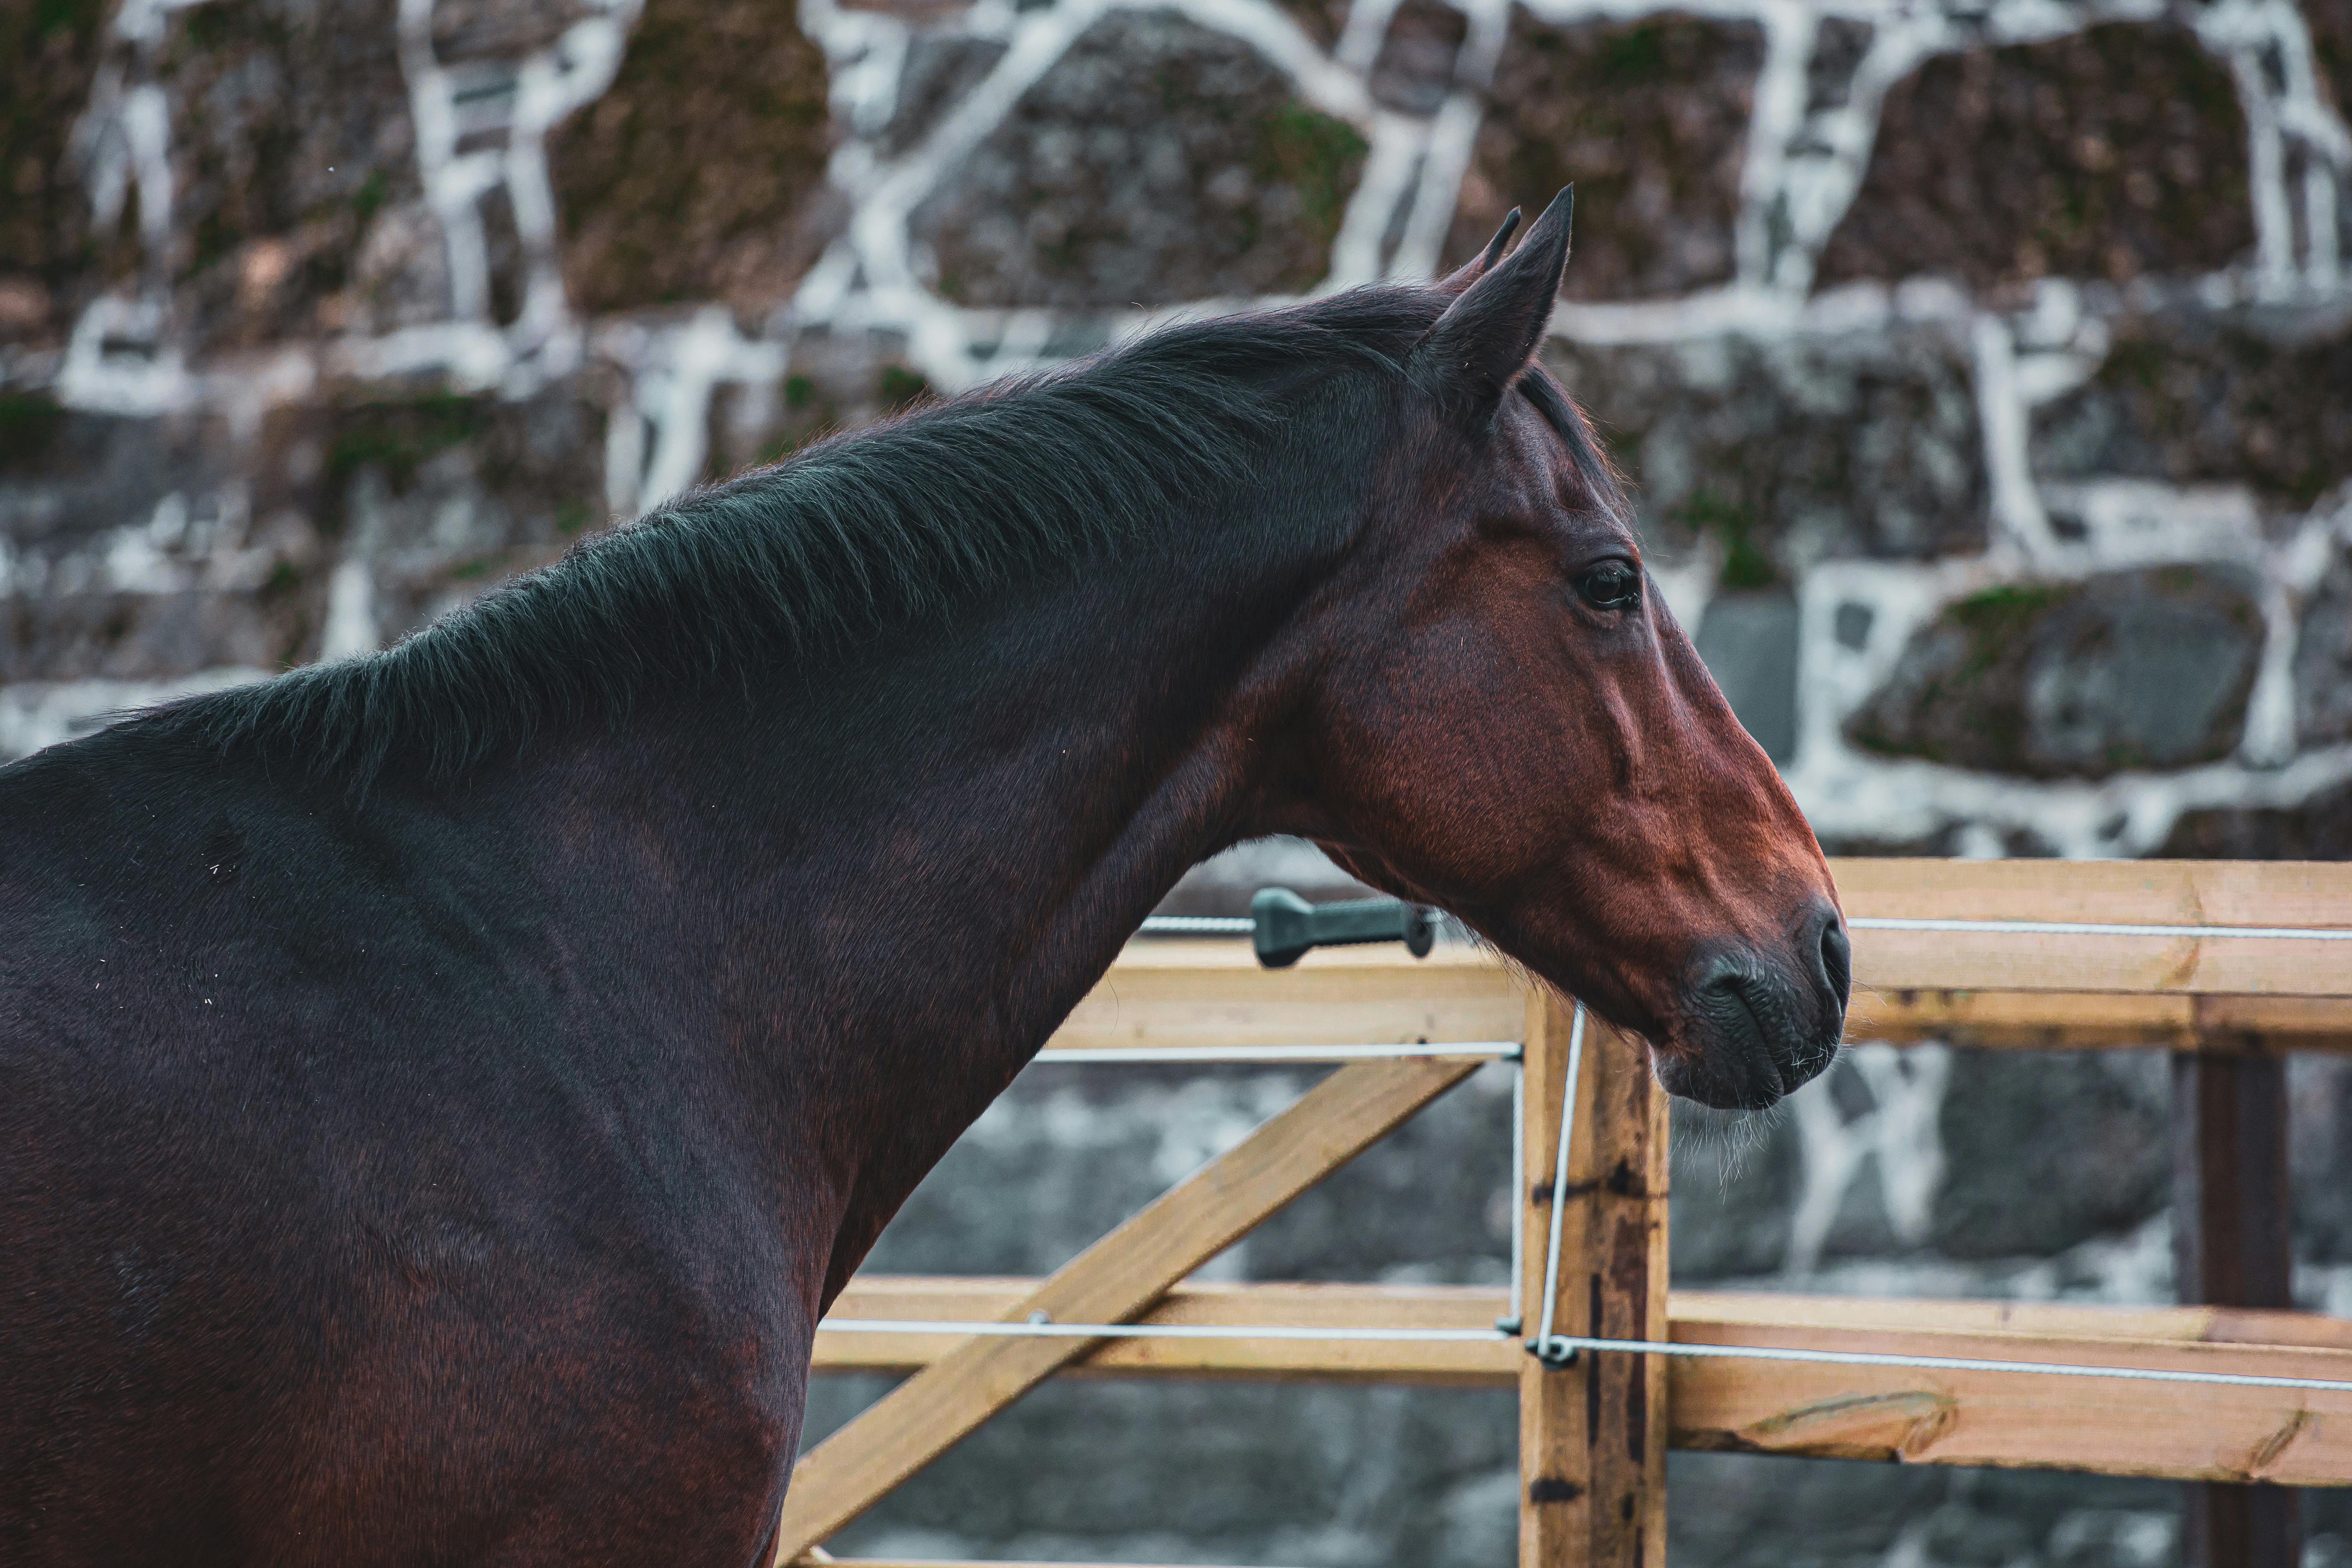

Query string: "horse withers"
[[0, 190, 1844, 1566]]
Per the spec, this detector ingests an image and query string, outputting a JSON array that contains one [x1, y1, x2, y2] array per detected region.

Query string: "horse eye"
[[1576, 561, 1642, 611]]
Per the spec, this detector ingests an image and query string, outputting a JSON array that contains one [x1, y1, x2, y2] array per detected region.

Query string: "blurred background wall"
[[5, 0, 2352, 1560]]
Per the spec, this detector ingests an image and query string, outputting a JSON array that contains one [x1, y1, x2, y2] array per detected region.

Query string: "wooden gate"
[[786, 858, 2352, 1568]]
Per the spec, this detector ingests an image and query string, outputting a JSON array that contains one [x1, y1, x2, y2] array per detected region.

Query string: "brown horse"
[[0, 191, 1843, 1566]]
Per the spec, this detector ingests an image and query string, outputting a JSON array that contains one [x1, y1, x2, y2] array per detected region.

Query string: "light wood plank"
[[1679, 1291, 2352, 1351], [773, 1056, 1481, 1562], [1519, 997, 1669, 1568], [809, 1560, 1292, 1568], [1841, 858, 2352, 998], [817, 1280, 2352, 1482], [820, 1280, 2352, 1366], [1063, 952, 2352, 1057], [1048, 941, 1521, 1053], [1844, 990, 2352, 1050], [1834, 858, 2352, 928], [1849, 926, 2352, 997], [1668, 1313, 2352, 1485], [817, 1278, 1514, 1383], [1079, 863, 2352, 1044]]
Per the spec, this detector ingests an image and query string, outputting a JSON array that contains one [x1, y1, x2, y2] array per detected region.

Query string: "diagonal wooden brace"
[[772, 1054, 1485, 1562]]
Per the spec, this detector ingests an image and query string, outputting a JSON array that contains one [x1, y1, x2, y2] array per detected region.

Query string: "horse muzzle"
[[1655, 898, 1850, 1110]]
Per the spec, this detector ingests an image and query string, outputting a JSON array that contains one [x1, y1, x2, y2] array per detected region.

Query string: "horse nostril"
[[1816, 906, 1852, 1005]]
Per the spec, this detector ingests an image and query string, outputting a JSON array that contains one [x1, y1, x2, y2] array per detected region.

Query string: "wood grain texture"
[[1832, 858, 2352, 927], [1518, 995, 1669, 1568], [1845, 989, 2352, 1050], [1072, 856, 2352, 1060], [821, 1281, 2352, 1364], [1668, 1316, 2352, 1485], [816, 1279, 2352, 1482], [816, 1277, 1513, 1384], [1045, 941, 1522, 1052], [1839, 857, 2352, 997], [773, 1055, 1481, 1561]]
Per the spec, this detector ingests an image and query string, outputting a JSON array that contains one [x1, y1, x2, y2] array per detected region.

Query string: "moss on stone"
[[1848, 568, 2263, 779], [1684, 490, 1774, 589], [1817, 22, 2251, 293], [0, 392, 66, 473], [2031, 309, 2352, 508], [876, 365, 932, 413], [912, 11, 1367, 308], [326, 393, 490, 496], [1446, 12, 1764, 300], [1250, 104, 1367, 245], [548, 0, 836, 315]]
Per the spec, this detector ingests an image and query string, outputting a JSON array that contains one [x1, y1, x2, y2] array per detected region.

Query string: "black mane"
[[120, 285, 1616, 787]]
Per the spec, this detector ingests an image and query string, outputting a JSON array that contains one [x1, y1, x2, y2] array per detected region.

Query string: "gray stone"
[[1445, 12, 1765, 299], [2161, 778, 2352, 859], [1931, 1051, 2170, 1261], [547, 0, 838, 315], [2298, 545, 2352, 747], [883, 37, 1009, 157], [1694, 589, 1799, 761], [1366, 0, 1465, 116], [1669, 1100, 1801, 1279], [2031, 303, 2352, 509], [1816, 22, 2252, 294], [910, 10, 1366, 308], [1849, 569, 2265, 780], [155, 0, 423, 354], [1545, 326, 1987, 583]]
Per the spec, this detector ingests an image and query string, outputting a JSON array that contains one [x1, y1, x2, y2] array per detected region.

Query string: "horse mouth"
[[1657, 955, 1838, 1111]]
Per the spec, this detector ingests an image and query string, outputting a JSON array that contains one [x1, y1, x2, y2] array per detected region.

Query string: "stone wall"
[[7, 0, 2352, 1559]]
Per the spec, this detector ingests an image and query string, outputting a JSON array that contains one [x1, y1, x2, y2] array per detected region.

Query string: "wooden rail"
[[796, 860, 2352, 1568], [816, 1278, 2352, 1483]]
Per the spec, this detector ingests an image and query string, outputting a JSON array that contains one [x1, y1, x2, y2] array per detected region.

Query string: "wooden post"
[[1518, 992, 1669, 1568], [2173, 1034, 2300, 1568]]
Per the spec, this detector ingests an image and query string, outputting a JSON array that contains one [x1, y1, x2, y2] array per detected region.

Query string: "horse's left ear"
[[1410, 186, 1571, 424]]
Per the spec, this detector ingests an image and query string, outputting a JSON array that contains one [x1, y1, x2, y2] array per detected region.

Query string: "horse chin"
[[1652, 1001, 1840, 1112], [1654, 1044, 1793, 1112]]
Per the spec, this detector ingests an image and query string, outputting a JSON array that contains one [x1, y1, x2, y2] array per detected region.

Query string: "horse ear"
[[1434, 207, 1522, 294], [1410, 187, 1572, 423]]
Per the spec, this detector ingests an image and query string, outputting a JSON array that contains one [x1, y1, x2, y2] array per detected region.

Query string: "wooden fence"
[[784, 859, 2352, 1568]]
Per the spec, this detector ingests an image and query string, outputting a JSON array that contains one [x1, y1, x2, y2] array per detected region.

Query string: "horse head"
[[1252, 190, 1846, 1109]]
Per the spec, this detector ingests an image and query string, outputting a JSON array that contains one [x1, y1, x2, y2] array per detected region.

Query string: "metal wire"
[[1496, 1055, 1524, 1335], [1847, 916, 2352, 940], [1135, 912, 2352, 942], [810, 1318, 2352, 1394], [1514, 1334, 2352, 1394], [948, 900, 2352, 1402], [1529, 1000, 1585, 1366]]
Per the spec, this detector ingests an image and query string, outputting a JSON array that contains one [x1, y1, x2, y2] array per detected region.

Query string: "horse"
[[0, 190, 1846, 1566]]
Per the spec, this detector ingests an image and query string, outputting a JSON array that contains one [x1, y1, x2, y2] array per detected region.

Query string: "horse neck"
[[499, 491, 1346, 1143]]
